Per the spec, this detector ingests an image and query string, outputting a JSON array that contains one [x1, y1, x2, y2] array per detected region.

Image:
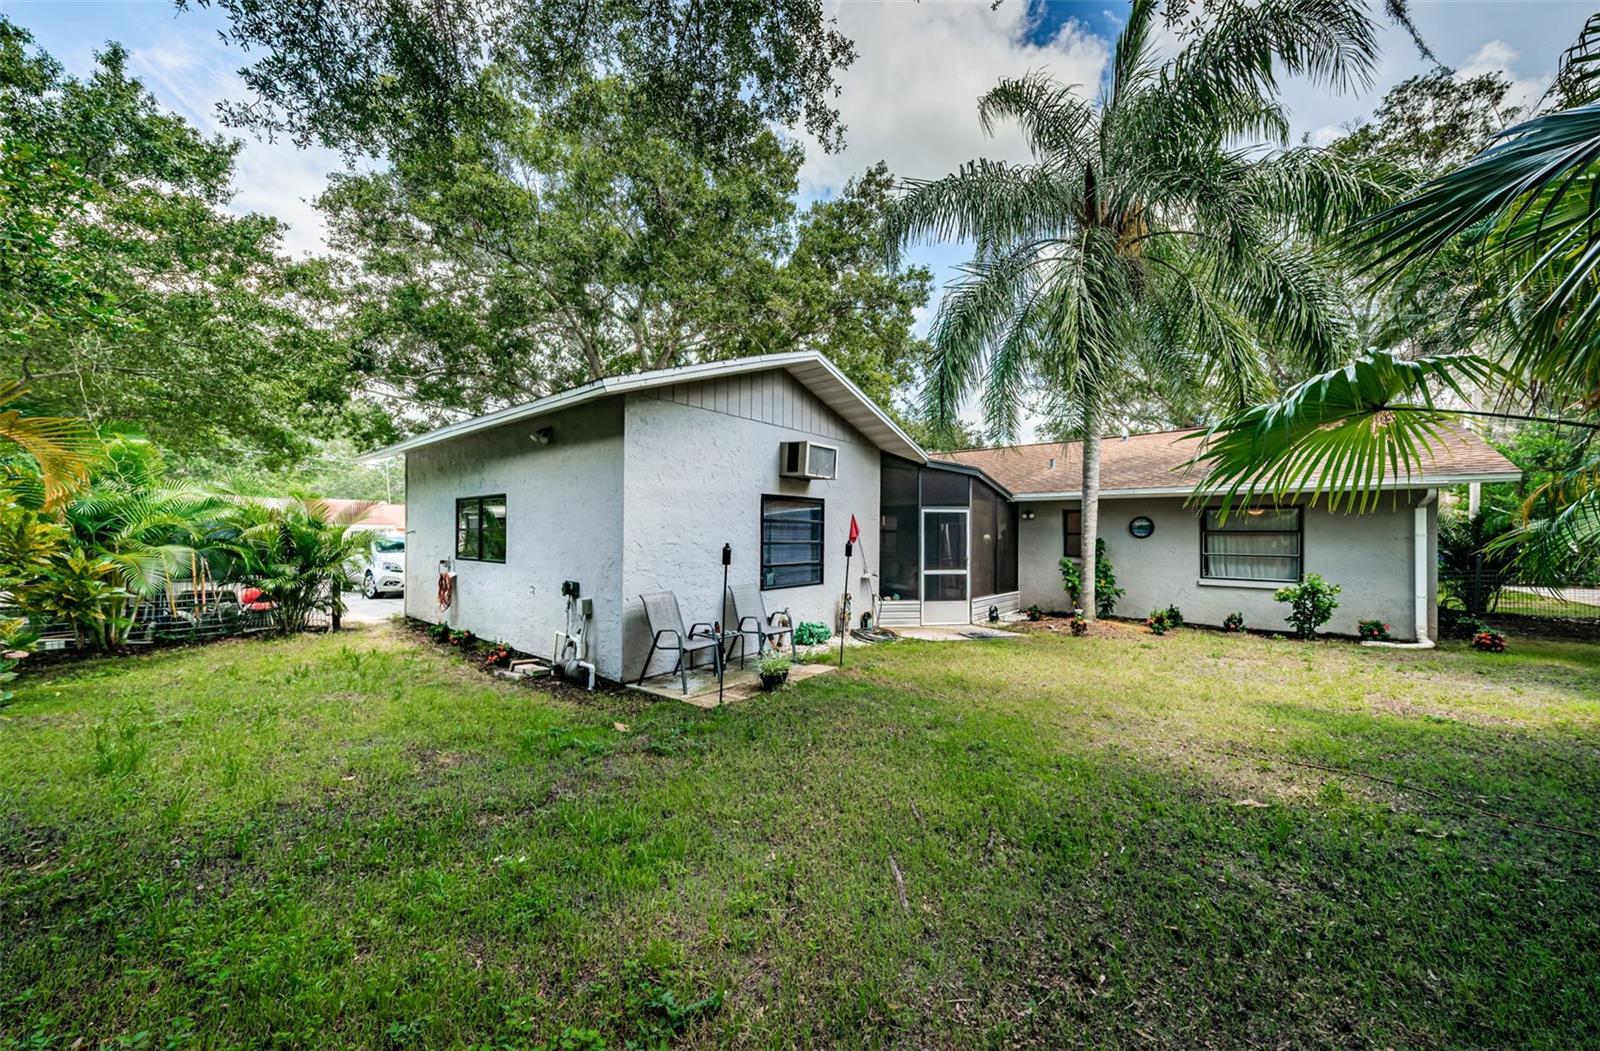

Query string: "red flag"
[[848, 514, 860, 544]]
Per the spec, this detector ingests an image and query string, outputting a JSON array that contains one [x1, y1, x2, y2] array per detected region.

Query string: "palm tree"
[[1189, 15, 1600, 580], [222, 497, 375, 634], [886, 0, 1390, 618], [0, 382, 95, 509]]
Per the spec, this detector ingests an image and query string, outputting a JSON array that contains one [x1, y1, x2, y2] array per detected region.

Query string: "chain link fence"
[[1439, 569, 1600, 621], [12, 583, 336, 653]]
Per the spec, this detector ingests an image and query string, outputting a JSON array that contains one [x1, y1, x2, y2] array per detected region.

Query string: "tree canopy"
[[0, 19, 355, 465]]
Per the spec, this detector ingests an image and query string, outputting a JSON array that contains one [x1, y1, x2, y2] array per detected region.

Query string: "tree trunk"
[[1080, 404, 1103, 621]]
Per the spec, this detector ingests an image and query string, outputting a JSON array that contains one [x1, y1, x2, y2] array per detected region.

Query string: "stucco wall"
[[620, 383, 881, 683], [1016, 492, 1435, 639], [402, 400, 626, 678]]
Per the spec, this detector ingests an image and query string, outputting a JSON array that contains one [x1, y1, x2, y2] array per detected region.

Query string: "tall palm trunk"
[[1079, 404, 1102, 621]]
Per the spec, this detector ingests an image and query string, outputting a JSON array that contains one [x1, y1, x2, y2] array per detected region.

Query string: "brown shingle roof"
[[935, 424, 1519, 497]]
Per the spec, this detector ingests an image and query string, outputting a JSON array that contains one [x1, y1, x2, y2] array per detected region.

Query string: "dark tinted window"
[[761, 496, 824, 589], [1063, 509, 1082, 558], [456, 496, 507, 562]]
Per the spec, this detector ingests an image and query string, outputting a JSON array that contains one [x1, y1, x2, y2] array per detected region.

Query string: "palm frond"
[[0, 383, 96, 509], [1187, 351, 1505, 515]]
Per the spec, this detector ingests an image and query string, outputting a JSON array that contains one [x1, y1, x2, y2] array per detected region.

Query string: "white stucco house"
[[362, 352, 1519, 684]]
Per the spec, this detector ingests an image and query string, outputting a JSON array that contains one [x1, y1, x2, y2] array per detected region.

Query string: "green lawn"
[[3, 624, 1598, 1048]]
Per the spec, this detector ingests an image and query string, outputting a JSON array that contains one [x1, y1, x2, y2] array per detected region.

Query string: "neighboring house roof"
[[327, 500, 406, 529], [936, 424, 1521, 500], [258, 498, 406, 528], [358, 352, 926, 464]]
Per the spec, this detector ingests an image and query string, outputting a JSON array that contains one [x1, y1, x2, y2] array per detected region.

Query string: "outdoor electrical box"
[[560, 580, 580, 598]]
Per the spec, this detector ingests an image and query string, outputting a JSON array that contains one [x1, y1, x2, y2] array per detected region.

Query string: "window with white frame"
[[1200, 508, 1302, 582]]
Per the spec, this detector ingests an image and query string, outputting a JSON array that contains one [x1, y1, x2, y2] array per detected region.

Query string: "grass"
[[2, 623, 1598, 1048]]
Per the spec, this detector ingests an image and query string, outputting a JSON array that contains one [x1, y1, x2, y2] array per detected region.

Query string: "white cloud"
[[1310, 123, 1345, 147], [1458, 39, 1550, 115], [124, 25, 346, 258], [799, 1, 1110, 194]]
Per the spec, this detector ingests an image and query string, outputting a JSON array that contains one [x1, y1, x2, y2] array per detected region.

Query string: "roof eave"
[[1008, 471, 1524, 501], [356, 352, 929, 464]]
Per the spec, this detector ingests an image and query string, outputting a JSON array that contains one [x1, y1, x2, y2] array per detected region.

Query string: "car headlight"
[[382, 561, 404, 573]]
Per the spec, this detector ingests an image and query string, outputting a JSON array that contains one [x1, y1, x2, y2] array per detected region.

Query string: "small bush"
[[1026, 604, 1043, 622], [481, 643, 512, 668], [426, 621, 451, 642], [1471, 629, 1507, 653], [1273, 574, 1341, 640], [1070, 611, 1088, 636], [792, 621, 831, 646], [1221, 611, 1245, 633], [1358, 619, 1391, 641], [448, 629, 476, 649], [1146, 607, 1181, 635]]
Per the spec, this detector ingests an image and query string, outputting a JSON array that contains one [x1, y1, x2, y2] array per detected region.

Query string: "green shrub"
[[793, 621, 831, 646], [1273, 574, 1341, 639], [1059, 538, 1124, 617], [1145, 608, 1179, 634], [1358, 618, 1391, 641], [1222, 611, 1245, 632]]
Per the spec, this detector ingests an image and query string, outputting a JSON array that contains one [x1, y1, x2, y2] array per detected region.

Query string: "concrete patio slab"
[[629, 659, 839, 707]]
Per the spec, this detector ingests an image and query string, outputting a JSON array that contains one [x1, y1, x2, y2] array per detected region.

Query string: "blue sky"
[[1, 0, 1591, 427]]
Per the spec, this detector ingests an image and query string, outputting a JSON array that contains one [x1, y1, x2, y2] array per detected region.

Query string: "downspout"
[[1413, 489, 1438, 644]]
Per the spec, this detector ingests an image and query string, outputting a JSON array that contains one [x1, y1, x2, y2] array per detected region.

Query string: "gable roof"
[[357, 352, 925, 463], [936, 424, 1521, 499]]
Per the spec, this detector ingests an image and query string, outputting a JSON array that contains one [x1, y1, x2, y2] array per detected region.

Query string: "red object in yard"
[[848, 514, 860, 544], [239, 587, 274, 611]]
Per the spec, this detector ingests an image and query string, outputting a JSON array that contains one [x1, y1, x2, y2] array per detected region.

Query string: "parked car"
[[357, 531, 407, 598]]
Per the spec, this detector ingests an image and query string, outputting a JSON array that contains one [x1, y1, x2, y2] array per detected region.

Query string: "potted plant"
[[756, 650, 792, 690]]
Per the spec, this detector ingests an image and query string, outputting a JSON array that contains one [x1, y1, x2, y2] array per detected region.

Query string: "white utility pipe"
[[1414, 489, 1438, 643]]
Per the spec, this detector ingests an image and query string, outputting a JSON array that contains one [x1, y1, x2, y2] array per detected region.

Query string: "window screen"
[[456, 495, 507, 562], [1201, 508, 1302, 582], [921, 468, 970, 507], [761, 496, 824, 590], [879, 455, 920, 600]]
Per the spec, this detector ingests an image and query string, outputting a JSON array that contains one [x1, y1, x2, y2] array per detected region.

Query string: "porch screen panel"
[[971, 483, 998, 597], [879, 455, 919, 600], [921, 468, 970, 507], [1201, 508, 1302, 581], [996, 497, 1018, 593]]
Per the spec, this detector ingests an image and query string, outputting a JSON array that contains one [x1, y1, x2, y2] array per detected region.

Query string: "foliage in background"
[[0, 20, 357, 465], [184, 0, 856, 159], [1274, 574, 1342, 639], [1193, 15, 1600, 584], [885, 0, 1394, 618], [321, 87, 931, 418]]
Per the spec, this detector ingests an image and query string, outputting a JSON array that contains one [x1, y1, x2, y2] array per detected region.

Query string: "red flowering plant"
[[1471, 629, 1506, 653], [481, 643, 512, 668], [1358, 619, 1391, 641]]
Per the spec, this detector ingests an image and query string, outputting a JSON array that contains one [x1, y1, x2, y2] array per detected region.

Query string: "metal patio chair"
[[637, 590, 729, 694], [726, 583, 793, 659]]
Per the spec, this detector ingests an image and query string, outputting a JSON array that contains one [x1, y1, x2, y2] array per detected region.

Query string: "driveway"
[[342, 594, 404, 625]]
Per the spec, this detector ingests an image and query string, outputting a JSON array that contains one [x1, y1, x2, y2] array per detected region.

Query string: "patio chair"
[[637, 590, 731, 694], [726, 583, 793, 659]]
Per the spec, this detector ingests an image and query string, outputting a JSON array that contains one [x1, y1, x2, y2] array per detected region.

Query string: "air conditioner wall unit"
[[779, 440, 838, 480]]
